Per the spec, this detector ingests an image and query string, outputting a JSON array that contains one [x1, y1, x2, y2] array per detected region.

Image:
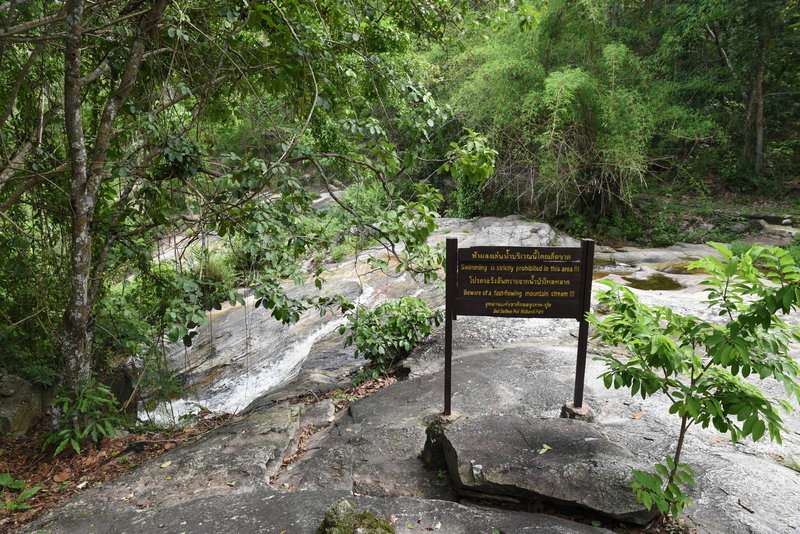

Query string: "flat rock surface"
[[442, 416, 657, 524], [29, 489, 608, 534]]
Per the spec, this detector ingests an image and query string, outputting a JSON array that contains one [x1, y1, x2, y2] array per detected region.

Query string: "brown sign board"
[[454, 246, 585, 319], [443, 238, 595, 416]]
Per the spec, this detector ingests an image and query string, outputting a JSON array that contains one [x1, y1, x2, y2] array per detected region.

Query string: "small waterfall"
[[140, 276, 380, 425], [142, 318, 345, 424]]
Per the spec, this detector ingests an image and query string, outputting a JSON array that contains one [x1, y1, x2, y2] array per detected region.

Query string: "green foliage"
[[788, 235, 800, 265], [0, 473, 41, 512], [435, 2, 658, 216], [0, 232, 66, 387], [0, 0, 466, 393], [428, 0, 800, 217], [440, 130, 498, 218], [590, 243, 800, 518], [340, 297, 442, 368], [350, 367, 382, 387], [351, 183, 445, 284], [631, 458, 695, 517], [731, 236, 800, 267], [42, 379, 122, 456], [555, 200, 755, 247]]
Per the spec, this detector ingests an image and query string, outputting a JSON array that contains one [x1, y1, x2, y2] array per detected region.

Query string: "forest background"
[[0, 0, 798, 432]]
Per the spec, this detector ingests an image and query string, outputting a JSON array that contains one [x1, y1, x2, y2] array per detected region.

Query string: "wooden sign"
[[443, 238, 595, 415]]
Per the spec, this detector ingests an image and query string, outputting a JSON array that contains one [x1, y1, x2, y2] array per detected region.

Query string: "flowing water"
[[140, 275, 386, 424]]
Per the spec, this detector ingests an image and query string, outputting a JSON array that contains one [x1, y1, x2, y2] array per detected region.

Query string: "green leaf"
[[665, 455, 677, 471], [53, 440, 68, 457], [751, 419, 766, 441], [655, 463, 670, 478], [19, 486, 41, 501]]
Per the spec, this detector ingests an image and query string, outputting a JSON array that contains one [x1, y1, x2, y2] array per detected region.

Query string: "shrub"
[[340, 297, 442, 369], [589, 243, 800, 519], [0, 473, 40, 512], [42, 379, 123, 456]]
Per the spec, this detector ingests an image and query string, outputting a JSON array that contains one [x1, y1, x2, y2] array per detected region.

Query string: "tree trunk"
[[62, 0, 93, 388], [742, 35, 769, 176], [753, 36, 768, 176], [61, 0, 169, 388]]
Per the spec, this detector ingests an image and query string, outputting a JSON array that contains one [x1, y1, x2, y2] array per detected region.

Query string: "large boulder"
[[442, 415, 658, 525], [0, 374, 43, 435]]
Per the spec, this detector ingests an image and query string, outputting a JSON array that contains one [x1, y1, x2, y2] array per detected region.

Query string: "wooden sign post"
[[443, 238, 595, 415]]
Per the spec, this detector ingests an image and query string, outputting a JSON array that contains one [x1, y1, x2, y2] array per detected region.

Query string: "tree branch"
[[267, 0, 318, 165], [149, 74, 231, 116], [705, 24, 748, 104], [87, 0, 169, 187], [0, 41, 45, 131], [0, 10, 64, 39], [79, 47, 171, 85], [0, 175, 46, 213]]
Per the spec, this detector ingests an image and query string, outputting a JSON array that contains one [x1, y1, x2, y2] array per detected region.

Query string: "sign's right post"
[[572, 238, 595, 409]]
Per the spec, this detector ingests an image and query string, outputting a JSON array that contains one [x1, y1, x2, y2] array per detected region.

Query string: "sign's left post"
[[444, 237, 458, 415]]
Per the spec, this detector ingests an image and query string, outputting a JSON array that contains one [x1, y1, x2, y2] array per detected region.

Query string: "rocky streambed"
[[27, 216, 800, 534]]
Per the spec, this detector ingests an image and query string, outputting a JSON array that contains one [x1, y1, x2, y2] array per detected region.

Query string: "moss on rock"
[[317, 499, 395, 534]]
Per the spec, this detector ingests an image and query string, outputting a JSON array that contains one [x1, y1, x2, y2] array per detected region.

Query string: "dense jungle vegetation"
[[0, 0, 798, 442]]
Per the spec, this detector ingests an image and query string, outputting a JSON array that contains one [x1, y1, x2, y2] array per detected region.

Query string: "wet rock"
[[730, 222, 749, 233], [622, 272, 684, 291], [0, 374, 43, 435], [744, 213, 794, 225], [596, 242, 722, 267], [26, 272, 800, 534], [442, 416, 657, 525], [765, 223, 800, 238]]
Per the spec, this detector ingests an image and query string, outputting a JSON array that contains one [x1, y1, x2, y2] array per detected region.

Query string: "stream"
[[141, 216, 800, 424]]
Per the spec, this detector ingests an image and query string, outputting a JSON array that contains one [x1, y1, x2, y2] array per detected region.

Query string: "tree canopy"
[[0, 0, 465, 391], [0, 0, 798, 413]]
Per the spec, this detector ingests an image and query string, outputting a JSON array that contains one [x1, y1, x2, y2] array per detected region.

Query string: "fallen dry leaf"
[[631, 412, 644, 419], [53, 469, 71, 483]]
